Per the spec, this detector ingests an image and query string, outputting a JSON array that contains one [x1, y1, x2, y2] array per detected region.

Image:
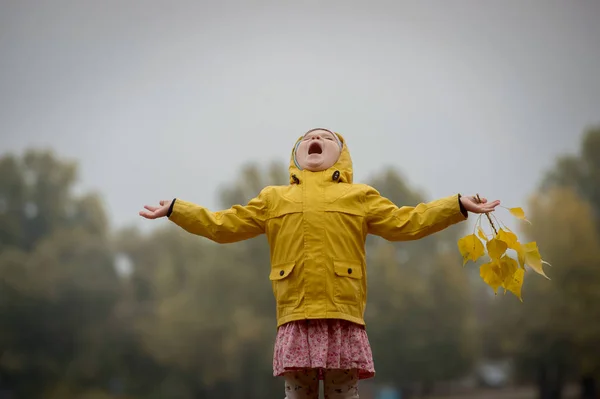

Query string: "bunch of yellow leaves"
[[457, 196, 550, 302]]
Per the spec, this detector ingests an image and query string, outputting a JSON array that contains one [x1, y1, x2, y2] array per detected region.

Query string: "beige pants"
[[283, 369, 359, 399]]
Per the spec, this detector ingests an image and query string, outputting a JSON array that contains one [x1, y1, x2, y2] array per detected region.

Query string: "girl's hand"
[[139, 199, 173, 219], [460, 195, 500, 214]]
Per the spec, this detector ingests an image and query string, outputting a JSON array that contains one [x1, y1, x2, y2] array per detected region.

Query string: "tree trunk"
[[422, 380, 435, 396], [399, 385, 414, 399], [538, 362, 565, 399], [538, 364, 550, 399], [580, 375, 597, 399]]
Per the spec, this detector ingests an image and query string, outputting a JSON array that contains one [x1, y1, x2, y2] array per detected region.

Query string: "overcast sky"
[[1, 1, 599, 233]]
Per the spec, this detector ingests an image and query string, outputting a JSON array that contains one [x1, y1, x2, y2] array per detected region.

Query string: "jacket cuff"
[[166, 198, 176, 218], [458, 194, 468, 218]]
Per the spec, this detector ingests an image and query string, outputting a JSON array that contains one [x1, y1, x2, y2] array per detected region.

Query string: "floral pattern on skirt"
[[273, 319, 375, 380]]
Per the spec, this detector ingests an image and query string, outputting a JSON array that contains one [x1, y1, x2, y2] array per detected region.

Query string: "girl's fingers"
[[479, 201, 500, 213], [139, 200, 172, 219], [468, 196, 485, 203], [139, 210, 155, 219]]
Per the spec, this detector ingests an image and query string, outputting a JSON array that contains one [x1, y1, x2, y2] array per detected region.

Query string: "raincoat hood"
[[289, 132, 353, 185]]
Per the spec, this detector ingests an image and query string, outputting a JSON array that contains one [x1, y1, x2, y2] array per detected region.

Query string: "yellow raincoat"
[[168, 133, 467, 327]]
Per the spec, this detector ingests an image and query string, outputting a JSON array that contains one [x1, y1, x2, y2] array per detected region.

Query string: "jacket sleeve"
[[167, 188, 270, 244], [364, 186, 467, 241]]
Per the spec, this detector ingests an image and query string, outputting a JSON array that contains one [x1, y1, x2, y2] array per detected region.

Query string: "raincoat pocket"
[[269, 261, 300, 307], [333, 260, 363, 305]]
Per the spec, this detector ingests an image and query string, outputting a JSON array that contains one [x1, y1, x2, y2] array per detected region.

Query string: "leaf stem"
[[473, 214, 482, 235], [476, 193, 498, 235], [491, 213, 508, 231]]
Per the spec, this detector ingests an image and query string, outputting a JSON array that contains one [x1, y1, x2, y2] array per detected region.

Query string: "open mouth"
[[308, 141, 322, 155]]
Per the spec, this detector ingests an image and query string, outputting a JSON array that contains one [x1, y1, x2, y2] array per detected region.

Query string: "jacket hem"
[[276, 312, 366, 328]]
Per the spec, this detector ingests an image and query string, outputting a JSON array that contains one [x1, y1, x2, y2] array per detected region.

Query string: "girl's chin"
[[302, 159, 324, 170]]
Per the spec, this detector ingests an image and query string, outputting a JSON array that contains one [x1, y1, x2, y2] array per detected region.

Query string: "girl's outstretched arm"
[[364, 187, 499, 241], [139, 187, 271, 244]]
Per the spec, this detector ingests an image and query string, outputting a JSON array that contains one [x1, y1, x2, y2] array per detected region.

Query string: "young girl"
[[139, 128, 500, 399]]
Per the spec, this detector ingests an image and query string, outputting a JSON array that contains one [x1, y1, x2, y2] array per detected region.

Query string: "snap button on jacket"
[[169, 133, 467, 327]]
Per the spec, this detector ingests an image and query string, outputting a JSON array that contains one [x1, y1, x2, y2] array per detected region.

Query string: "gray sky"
[[1, 1, 599, 233]]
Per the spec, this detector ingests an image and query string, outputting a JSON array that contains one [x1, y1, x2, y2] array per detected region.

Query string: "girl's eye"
[[326, 137, 333, 141]]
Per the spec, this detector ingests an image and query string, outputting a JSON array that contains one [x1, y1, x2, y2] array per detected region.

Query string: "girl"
[[140, 128, 499, 399]]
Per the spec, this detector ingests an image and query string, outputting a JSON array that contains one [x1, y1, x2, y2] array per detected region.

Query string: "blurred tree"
[[116, 227, 248, 398], [538, 126, 600, 399], [541, 126, 600, 233], [0, 150, 106, 252], [115, 161, 287, 399], [364, 168, 477, 396], [484, 187, 600, 399], [0, 150, 122, 398]]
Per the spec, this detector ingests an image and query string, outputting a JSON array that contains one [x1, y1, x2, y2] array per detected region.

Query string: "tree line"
[[1, 127, 599, 399]]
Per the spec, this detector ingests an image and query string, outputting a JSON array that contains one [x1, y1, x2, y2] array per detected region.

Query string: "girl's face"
[[295, 129, 342, 172]]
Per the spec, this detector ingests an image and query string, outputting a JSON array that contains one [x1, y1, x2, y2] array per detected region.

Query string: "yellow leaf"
[[486, 238, 508, 261], [457, 234, 485, 265], [509, 207, 531, 224], [480, 262, 503, 294], [499, 255, 518, 284], [477, 226, 488, 241], [513, 242, 526, 269], [520, 241, 550, 279], [504, 268, 525, 301], [496, 229, 518, 249]]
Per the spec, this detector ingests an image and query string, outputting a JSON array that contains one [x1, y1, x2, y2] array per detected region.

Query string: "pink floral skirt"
[[273, 319, 375, 380]]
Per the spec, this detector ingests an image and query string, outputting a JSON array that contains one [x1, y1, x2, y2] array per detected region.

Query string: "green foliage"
[[482, 128, 600, 397], [0, 150, 120, 398], [541, 126, 600, 233], [0, 150, 107, 252]]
